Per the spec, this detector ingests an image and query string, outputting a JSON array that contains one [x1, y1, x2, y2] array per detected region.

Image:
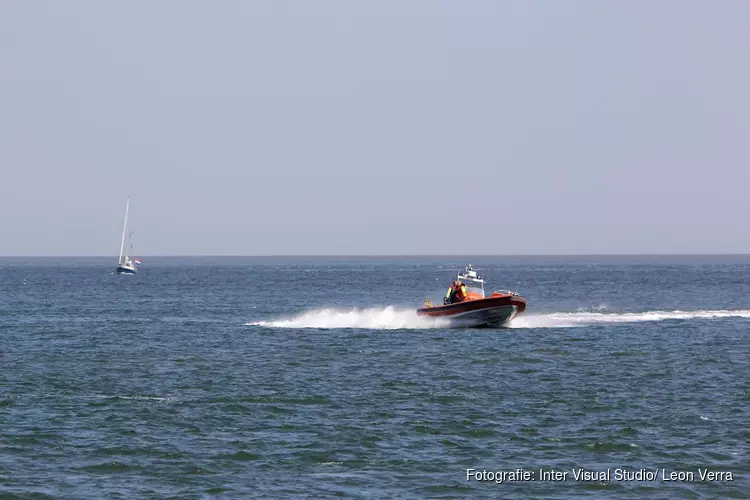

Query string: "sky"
[[1, 1, 748, 256]]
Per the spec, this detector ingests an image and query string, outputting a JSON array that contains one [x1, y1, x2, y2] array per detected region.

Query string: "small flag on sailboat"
[[135, 259, 142, 265]]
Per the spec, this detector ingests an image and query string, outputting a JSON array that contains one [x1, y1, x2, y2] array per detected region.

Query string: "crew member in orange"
[[453, 281, 468, 303]]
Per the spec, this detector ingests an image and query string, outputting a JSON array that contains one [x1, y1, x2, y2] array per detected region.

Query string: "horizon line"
[[2, 253, 750, 258]]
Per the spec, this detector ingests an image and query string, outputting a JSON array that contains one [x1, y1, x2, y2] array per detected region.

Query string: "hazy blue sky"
[[1, 1, 748, 256]]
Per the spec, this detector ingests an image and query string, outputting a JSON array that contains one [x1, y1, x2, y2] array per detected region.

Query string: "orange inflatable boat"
[[417, 265, 527, 328]]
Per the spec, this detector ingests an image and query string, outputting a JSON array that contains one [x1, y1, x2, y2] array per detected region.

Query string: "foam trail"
[[508, 309, 750, 329], [246, 306, 449, 330]]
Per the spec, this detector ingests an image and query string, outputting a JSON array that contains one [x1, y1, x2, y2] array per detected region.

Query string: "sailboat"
[[116, 198, 138, 275]]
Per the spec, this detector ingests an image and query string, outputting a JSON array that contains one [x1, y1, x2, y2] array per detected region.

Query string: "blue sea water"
[[1, 255, 749, 499]]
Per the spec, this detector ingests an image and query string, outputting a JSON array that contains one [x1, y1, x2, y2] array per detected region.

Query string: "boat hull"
[[417, 294, 526, 328], [116, 266, 136, 275]]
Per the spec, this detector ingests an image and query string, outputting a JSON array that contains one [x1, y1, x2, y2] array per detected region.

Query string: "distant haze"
[[1, 1, 748, 256]]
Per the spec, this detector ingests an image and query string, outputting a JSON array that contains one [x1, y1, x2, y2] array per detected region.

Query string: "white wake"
[[508, 309, 750, 328], [246, 306, 449, 330], [247, 307, 750, 330]]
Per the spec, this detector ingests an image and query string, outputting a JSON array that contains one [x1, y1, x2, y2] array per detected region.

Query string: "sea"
[[1, 255, 749, 499]]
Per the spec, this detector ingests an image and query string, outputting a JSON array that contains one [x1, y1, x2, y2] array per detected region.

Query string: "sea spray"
[[246, 306, 450, 330], [248, 308, 750, 330]]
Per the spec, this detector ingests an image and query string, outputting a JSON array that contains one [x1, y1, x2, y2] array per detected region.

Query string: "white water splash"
[[246, 306, 449, 330], [508, 309, 750, 329], [247, 307, 750, 331]]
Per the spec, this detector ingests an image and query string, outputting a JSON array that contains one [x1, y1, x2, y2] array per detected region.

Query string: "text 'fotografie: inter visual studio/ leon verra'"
[[466, 468, 734, 483]]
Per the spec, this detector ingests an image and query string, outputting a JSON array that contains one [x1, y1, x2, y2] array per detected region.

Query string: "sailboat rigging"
[[116, 198, 138, 275]]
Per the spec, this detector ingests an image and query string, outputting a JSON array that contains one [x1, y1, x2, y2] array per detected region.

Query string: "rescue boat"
[[417, 265, 526, 328]]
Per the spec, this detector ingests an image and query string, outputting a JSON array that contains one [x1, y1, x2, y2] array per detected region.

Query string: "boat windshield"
[[461, 283, 484, 298]]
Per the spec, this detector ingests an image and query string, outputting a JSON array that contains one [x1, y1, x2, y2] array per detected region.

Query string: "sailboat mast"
[[119, 198, 129, 263]]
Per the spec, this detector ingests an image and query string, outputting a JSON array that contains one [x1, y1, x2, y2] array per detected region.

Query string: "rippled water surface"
[[1, 256, 749, 498]]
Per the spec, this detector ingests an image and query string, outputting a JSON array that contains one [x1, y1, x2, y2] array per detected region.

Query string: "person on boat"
[[452, 281, 468, 303], [444, 281, 458, 305], [445, 280, 468, 304]]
